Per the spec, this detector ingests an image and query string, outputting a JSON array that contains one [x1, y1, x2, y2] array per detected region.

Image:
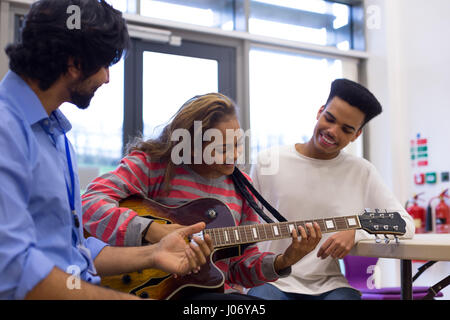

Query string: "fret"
[[250, 226, 258, 240], [229, 227, 236, 244], [297, 221, 306, 231], [216, 228, 224, 246], [250, 225, 261, 240], [240, 226, 248, 243], [264, 223, 274, 240], [288, 223, 295, 235], [249, 226, 256, 240], [219, 228, 226, 245], [243, 225, 252, 242], [234, 228, 240, 242], [324, 218, 336, 232], [293, 221, 302, 235], [207, 228, 214, 246], [229, 227, 236, 243], [238, 226, 247, 243], [205, 229, 214, 246], [346, 216, 359, 228], [210, 228, 216, 246], [314, 219, 326, 233], [277, 223, 286, 237], [342, 216, 349, 229], [335, 217, 347, 230], [228, 227, 236, 244], [272, 224, 280, 237], [259, 224, 268, 240], [304, 221, 313, 236], [282, 222, 291, 237]]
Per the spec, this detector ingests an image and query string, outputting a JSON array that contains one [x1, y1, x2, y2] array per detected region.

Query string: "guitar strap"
[[231, 167, 287, 223]]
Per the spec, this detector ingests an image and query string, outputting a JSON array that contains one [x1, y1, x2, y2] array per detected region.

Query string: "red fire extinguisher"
[[405, 193, 426, 233], [427, 189, 450, 233]]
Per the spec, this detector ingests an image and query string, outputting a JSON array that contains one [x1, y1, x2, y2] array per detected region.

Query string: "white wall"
[[365, 0, 450, 210], [364, 0, 450, 297]]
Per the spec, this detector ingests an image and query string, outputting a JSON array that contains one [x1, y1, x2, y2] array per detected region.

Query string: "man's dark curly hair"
[[5, 0, 130, 91], [326, 79, 383, 128]]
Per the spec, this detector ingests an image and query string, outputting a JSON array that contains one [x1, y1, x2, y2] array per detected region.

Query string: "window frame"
[[4, 0, 367, 163]]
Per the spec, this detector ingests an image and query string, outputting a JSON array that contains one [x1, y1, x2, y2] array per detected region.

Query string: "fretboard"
[[205, 215, 361, 248]]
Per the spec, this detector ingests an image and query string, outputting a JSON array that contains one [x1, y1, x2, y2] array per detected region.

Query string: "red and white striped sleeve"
[[81, 150, 160, 247]]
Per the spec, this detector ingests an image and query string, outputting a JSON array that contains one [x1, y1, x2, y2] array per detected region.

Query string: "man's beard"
[[70, 89, 95, 110]]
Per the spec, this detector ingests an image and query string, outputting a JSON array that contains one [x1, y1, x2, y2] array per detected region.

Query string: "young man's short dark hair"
[[5, 0, 130, 90], [326, 79, 383, 127]]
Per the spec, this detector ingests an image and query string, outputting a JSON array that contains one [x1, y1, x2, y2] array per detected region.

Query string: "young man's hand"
[[317, 229, 356, 259], [274, 222, 322, 272]]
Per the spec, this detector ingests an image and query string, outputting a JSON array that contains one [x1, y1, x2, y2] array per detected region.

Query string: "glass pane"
[[141, 0, 235, 30], [60, 60, 124, 181], [249, 0, 351, 49], [249, 48, 343, 161], [106, 0, 131, 13], [143, 51, 218, 138]]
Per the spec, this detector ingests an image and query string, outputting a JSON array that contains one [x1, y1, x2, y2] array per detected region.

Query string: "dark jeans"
[[247, 283, 361, 300], [186, 292, 264, 300]]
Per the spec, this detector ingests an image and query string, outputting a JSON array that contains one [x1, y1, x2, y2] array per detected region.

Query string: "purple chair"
[[343, 255, 443, 300]]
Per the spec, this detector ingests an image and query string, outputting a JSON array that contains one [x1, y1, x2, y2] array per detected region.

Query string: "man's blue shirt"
[[0, 71, 108, 299]]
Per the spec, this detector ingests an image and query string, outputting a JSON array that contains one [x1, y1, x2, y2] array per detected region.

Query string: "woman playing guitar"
[[81, 93, 321, 300]]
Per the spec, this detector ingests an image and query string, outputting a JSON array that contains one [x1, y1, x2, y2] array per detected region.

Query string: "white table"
[[350, 234, 450, 299]]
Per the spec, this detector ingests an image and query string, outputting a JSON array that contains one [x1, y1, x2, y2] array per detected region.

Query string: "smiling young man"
[[247, 79, 415, 300]]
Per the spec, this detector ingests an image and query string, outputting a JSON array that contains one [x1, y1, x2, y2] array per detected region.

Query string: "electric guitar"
[[98, 196, 406, 299]]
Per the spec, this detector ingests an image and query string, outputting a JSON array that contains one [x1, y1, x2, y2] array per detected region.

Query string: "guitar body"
[[100, 196, 241, 300]]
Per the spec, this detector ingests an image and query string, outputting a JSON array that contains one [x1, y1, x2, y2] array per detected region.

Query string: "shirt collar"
[[3, 71, 72, 133]]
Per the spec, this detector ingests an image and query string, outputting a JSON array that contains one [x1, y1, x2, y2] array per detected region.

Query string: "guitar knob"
[[139, 292, 149, 299], [121, 274, 131, 285], [375, 235, 382, 243], [207, 209, 217, 219]]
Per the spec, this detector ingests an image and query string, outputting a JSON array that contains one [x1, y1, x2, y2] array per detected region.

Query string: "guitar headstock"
[[359, 209, 406, 236]]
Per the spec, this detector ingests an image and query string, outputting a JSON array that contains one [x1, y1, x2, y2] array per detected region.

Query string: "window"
[[142, 52, 218, 138], [140, 0, 235, 30], [249, 47, 344, 161], [249, 0, 353, 50], [60, 60, 125, 177], [106, 0, 136, 13]]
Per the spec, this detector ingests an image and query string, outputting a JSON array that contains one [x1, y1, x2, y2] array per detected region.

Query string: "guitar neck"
[[205, 215, 362, 248]]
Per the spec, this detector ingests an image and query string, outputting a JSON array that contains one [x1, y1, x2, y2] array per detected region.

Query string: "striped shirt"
[[81, 150, 288, 292]]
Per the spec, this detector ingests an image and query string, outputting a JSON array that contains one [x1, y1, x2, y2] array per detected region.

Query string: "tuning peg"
[[384, 235, 390, 244], [394, 235, 399, 244], [375, 235, 382, 243]]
